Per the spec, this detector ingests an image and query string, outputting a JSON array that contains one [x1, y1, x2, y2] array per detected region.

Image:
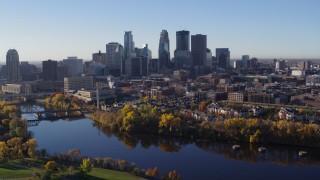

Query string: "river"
[[22, 104, 320, 180]]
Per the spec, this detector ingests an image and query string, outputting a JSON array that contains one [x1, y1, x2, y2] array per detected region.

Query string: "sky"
[[0, 0, 319, 62]]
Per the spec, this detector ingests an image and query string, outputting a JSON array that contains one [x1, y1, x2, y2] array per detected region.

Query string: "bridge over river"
[[20, 106, 87, 126]]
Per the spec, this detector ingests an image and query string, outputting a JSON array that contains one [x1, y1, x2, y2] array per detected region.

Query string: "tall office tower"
[[158, 30, 170, 68], [42, 60, 57, 81], [57, 62, 68, 81], [176, 30, 190, 51], [124, 31, 135, 59], [216, 48, 230, 70], [275, 60, 286, 71], [125, 56, 148, 78], [206, 48, 212, 67], [174, 30, 192, 68], [62, 57, 83, 77], [242, 55, 250, 69], [106, 42, 124, 77], [92, 50, 107, 65], [191, 34, 207, 66], [6, 49, 20, 82]]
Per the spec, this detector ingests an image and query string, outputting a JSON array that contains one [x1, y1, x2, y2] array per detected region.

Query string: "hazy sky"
[[0, 0, 319, 62]]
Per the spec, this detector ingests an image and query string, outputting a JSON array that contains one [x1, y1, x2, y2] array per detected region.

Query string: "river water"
[[22, 104, 320, 180]]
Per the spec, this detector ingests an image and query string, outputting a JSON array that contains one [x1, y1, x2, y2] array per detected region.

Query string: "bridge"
[[21, 108, 84, 115]]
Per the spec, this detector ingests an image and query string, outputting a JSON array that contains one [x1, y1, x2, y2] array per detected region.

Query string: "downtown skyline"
[[0, 0, 319, 62]]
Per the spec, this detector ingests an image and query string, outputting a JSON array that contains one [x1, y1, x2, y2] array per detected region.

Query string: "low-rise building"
[[73, 88, 115, 102], [228, 92, 245, 102]]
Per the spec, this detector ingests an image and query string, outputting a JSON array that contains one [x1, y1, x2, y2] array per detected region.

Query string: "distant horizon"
[[1, 0, 319, 62]]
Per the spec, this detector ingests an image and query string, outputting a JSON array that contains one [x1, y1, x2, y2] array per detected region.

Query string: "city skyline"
[[0, 0, 319, 62]]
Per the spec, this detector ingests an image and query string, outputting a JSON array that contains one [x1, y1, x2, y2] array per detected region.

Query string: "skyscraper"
[[174, 30, 192, 68], [242, 55, 250, 69], [106, 42, 124, 77], [92, 50, 107, 65], [158, 30, 170, 68], [191, 34, 207, 66], [176, 30, 190, 51], [42, 60, 57, 81], [6, 49, 20, 82], [216, 48, 230, 70], [124, 31, 135, 60]]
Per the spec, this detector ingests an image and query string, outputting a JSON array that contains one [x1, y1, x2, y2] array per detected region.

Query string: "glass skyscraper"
[[176, 30, 190, 51], [158, 30, 170, 68], [124, 31, 135, 60]]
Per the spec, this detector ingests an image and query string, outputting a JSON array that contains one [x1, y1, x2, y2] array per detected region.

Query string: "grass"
[[0, 159, 143, 180], [87, 168, 143, 180]]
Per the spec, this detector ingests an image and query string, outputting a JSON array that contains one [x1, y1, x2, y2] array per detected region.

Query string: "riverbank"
[[0, 158, 143, 180], [92, 104, 320, 148]]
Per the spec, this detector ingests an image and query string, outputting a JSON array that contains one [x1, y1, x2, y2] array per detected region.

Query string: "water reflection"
[[95, 122, 320, 167], [94, 122, 190, 153]]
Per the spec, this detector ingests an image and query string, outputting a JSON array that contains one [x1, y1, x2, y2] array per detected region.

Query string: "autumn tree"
[[159, 113, 182, 134], [198, 101, 207, 111], [45, 161, 58, 171], [80, 158, 92, 173]]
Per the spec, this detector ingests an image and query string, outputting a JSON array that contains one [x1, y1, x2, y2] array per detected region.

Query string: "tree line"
[[93, 104, 320, 147], [0, 101, 37, 160]]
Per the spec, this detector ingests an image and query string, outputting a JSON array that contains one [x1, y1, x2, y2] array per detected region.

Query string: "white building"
[[291, 70, 305, 77], [73, 89, 115, 102]]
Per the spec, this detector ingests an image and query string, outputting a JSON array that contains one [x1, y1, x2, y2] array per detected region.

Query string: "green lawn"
[[87, 168, 143, 180], [0, 159, 143, 180], [0, 159, 43, 179]]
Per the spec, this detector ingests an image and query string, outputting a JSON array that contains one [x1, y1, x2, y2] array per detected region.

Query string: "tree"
[[24, 138, 37, 158], [198, 101, 207, 111], [0, 141, 8, 159], [120, 104, 134, 116], [80, 158, 92, 173], [146, 167, 159, 177], [162, 170, 181, 180], [45, 161, 58, 171], [122, 111, 138, 131], [250, 129, 261, 143]]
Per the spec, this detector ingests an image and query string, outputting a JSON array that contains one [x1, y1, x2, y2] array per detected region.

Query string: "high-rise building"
[[242, 55, 250, 69], [125, 56, 148, 78], [62, 57, 83, 77], [206, 48, 212, 67], [174, 30, 192, 68], [106, 42, 124, 77], [57, 62, 68, 81], [191, 34, 207, 66], [176, 30, 190, 51], [158, 30, 170, 68], [124, 31, 135, 59], [216, 48, 230, 70], [92, 51, 107, 65], [275, 60, 286, 71], [6, 49, 20, 82], [20, 61, 38, 81], [42, 60, 57, 81]]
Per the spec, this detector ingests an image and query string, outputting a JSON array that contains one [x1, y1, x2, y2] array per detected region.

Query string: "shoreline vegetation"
[[92, 103, 320, 148], [0, 96, 181, 180]]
